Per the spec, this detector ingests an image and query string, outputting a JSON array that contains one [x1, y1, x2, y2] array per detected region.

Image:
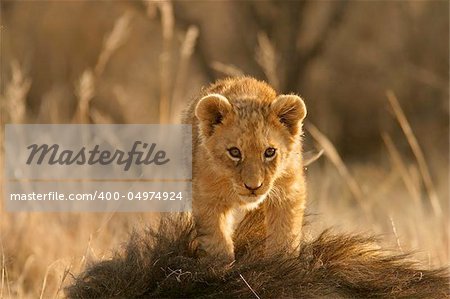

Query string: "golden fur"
[[182, 77, 307, 262]]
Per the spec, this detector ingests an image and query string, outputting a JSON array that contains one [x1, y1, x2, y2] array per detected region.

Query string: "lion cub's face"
[[195, 93, 306, 205]]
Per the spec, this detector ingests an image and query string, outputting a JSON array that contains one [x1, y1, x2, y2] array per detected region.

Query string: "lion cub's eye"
[[264, 147, 277, 160], [227, 147, 242, 161]]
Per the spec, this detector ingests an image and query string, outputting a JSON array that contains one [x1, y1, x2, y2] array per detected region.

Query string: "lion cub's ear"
[[195, 94, 232, 136], [272, 95, 307, 135]]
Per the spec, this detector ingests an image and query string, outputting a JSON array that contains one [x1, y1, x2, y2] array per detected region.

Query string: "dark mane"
[[66, 213, 449, 299]]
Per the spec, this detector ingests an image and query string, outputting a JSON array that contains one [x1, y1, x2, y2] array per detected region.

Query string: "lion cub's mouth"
[[237, 193, 268, 208], [238, 193, 262, 199]]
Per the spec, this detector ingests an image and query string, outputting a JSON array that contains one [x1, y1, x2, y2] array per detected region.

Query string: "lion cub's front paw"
[[196, 245, 235, 265]]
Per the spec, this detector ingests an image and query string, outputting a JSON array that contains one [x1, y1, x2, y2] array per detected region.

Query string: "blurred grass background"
[[0, 1, 448, 297]]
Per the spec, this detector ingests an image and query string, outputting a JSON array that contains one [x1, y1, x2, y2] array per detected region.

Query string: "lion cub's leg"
[[193, 202, 235, 262], [264, 187, 306, 255]]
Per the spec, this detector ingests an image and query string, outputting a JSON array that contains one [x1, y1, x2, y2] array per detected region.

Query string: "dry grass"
[[382, 132, 421, 205], [155, 0, 174, 124], [73, 10, 134, 124], [306, 123, 366, 210], [171, 25, 199, 122], [386, 90, 442, 218], [0, 6, 448, 299], [256, 32, 280, 91]]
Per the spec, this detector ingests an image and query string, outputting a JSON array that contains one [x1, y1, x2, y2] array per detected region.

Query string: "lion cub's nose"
[[244, 182, 263, 191]]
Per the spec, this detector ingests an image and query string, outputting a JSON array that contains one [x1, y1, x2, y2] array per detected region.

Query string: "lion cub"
[[183, 77, 307, 262]]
